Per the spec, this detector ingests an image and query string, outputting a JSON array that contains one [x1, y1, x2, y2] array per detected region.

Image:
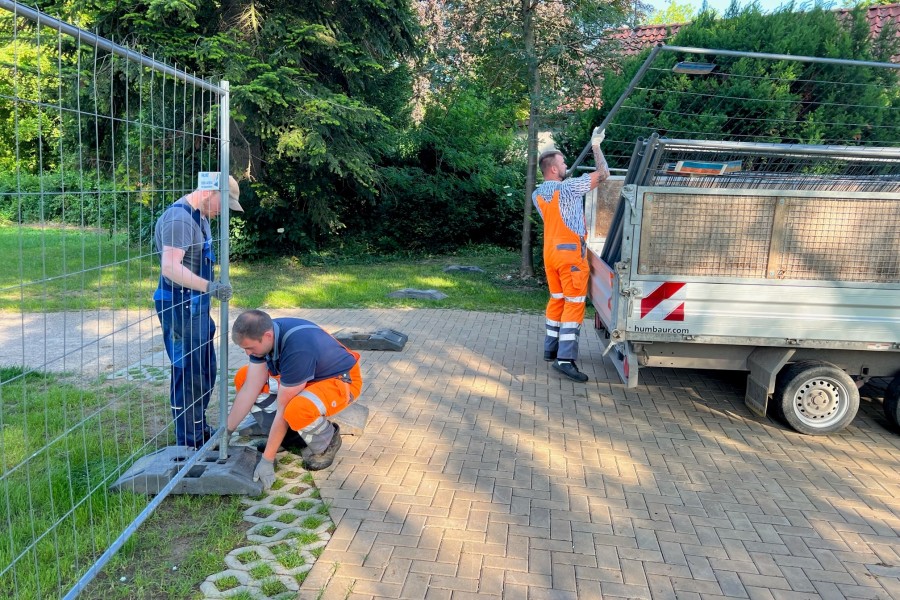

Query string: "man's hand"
[[591, 127, 605, 147], [253, 457, 276, 490], [207, 280, 233, 302]]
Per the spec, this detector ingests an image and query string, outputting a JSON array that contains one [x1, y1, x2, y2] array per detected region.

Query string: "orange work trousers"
[[233, 356, 362, 433], [544, 243, 589, 361]]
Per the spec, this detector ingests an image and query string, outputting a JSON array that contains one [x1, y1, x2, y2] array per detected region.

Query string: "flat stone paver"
[[270, 309, 900, 600]]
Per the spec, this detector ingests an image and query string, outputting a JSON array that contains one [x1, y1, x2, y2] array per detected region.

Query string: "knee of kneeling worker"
[[283, 397, 322, 431]]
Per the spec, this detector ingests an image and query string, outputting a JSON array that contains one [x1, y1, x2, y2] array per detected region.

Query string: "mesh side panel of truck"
[[638, 193, 775, 278], [637, 192, 900, 283], [774, 198, 900, 282]]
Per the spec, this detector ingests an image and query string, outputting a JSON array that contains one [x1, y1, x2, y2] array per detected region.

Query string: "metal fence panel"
[[0, 3, 230, 598]]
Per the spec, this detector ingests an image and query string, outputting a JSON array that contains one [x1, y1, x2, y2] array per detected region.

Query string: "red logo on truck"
[[640, 282, 685, 321]]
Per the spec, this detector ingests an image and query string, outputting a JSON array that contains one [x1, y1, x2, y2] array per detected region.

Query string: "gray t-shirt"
[[154, 199, 211, 285]]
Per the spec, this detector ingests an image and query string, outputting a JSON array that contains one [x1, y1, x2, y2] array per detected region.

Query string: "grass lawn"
[[79, 494, 249, 600], [230, 249, 548, 313], [0, 224, 548, 313], [0, 365, 253, 600]]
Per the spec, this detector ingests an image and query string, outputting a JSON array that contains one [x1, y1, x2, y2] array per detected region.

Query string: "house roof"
[[606, 3, 900, 58], [859, 2, 900, 41]]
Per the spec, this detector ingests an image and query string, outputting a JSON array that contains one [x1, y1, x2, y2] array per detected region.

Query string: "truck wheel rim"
[[792, 378, 848, 427]]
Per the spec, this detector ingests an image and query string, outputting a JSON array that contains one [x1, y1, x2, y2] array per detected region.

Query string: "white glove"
[[591, 127, 605, 146], [253, 457, 276, 490]]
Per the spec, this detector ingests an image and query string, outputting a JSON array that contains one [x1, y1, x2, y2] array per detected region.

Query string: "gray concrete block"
[[110, 445, 264, 496], [333, 328, 408, 351], [443, 265, 485, 273]]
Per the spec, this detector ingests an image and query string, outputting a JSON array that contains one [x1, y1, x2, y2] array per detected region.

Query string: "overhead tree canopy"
[[418, 0, 631, 276], [646, 0, 698, 24], [37, 0, 420, 257]]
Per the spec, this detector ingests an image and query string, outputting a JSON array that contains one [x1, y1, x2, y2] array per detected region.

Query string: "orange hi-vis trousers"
[[537, 189, 588, 361], [234, 354, 362, 436]]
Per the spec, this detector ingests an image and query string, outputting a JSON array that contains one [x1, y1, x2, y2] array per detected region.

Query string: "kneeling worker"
[[225, 309, 362, 489]]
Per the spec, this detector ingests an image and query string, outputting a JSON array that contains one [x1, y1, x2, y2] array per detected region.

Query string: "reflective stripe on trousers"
[[537, 189, 589, 361], [283, 361, 363, 453]]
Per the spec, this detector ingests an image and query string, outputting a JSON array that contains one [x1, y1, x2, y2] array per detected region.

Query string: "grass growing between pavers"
[[0, 225, 547, 313], [198, 452, 336, 600]]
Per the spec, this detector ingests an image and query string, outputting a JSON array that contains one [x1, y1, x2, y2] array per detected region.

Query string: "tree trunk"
[[520, 0, 539, 278]]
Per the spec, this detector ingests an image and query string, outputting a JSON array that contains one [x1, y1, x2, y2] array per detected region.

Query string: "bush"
[[0, 169, 163, 247], [338, 85, 526, 255]]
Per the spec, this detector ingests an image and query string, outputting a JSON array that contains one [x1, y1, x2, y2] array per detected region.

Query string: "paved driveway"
[[282, 309, 900, 600]]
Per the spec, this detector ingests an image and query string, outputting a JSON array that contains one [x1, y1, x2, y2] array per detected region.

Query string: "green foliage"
[[646, 0, 698, 24], [34, 0, 421, 258], [347, 84, 525, 254], [558, 5, 900, 166], [0, 15, 65, 174], [0, 169, 155, 237], [842, 0, 897, 6]]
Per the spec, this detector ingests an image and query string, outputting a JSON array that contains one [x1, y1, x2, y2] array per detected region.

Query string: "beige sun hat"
[[228, 176, 244, 212]]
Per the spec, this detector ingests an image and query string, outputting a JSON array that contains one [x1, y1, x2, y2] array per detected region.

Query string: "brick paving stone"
[[802, 568, 858, 585], [599, 581, 653, 599], [276, 309, 900, 600], [746, 587, 777, 600], [769, 592, 821, 600], [811, 581, 850, 600]]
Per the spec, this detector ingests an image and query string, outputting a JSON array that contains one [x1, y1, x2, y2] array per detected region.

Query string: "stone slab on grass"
[[387, 288, 448, 300]]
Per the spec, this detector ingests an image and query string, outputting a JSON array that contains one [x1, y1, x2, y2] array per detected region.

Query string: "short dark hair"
[[232, 309, 274, 343], [538, 149, 562, 174]]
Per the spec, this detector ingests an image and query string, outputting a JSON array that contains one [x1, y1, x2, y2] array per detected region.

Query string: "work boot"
[[552, 360, 589, 383], [253, 431, 307, 454], [301, 424, 342, 471], [543, 350, 557, 362]]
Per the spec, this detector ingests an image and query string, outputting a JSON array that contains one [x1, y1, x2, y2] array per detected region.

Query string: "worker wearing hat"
[[153, 174, 244, 448]]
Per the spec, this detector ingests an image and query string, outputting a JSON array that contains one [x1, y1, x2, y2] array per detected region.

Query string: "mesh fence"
[[0, 3, 230, 598], [589, 46, 900, 172], [638, 192, 775, 278]]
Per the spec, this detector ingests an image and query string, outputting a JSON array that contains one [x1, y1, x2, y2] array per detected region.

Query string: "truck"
[[572, 47, 900, 435], [585, 137, 900, 435]]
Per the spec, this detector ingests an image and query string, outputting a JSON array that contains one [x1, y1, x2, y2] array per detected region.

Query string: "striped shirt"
[[532, 174, 592, 237]]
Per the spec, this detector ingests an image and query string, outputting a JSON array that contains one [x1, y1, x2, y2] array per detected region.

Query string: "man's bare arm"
[[226, 361, 270, 431], [588, 143, 611, 190]]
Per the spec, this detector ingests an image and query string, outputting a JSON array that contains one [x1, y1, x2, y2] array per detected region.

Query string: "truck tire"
[[774, 361, 859, 435], [883, 376, 900, 431]]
